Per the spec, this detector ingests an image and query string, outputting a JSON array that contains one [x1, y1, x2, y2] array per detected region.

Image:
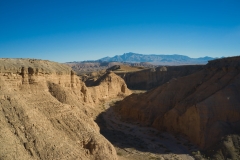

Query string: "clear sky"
[[0, 0, 240, 62]]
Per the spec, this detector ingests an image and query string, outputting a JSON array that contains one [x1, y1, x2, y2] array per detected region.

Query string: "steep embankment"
[[117, 65, 203, 90], [115, 57, 240, 156], [0, 58, 130, 160]]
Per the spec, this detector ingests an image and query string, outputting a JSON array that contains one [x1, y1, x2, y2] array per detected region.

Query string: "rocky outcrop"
[[88, 72, 131, 104], [204, 134, 240, 159], [115, 57, 240, 152], [117, 65, 204, 90], [0, 58, 124, 160]]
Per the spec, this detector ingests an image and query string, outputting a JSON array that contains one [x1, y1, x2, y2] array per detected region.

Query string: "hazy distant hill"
[[99, 52, 215, 65], [66, 53, 216, 74]]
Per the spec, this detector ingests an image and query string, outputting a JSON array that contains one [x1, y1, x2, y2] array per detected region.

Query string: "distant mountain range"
[[98, 52, 215, 65]]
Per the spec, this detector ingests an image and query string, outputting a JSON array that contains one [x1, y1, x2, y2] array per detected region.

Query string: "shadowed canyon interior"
[[114, 56, 240, 159]]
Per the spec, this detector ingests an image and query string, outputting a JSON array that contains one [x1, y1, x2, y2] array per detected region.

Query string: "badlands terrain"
[[68, 61, 203, 90], [114, 56, 240, 159], [0, 57, 240, 160], [0, 58, 130, 160]]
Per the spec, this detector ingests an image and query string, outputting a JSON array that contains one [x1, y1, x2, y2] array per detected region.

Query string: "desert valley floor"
[[96, 98, 197, 160]]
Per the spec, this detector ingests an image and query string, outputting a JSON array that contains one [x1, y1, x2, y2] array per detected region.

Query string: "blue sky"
[[0, 0, 240, 62]]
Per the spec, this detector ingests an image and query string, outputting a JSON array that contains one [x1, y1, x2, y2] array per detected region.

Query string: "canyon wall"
[[117, 65, 204, 90], [0, 58, 130, 160], [116, 57, 240, 151]]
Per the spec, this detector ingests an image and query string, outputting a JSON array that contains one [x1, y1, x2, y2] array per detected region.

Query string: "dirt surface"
[[96, 100, 198, 160], [107, 65, 147, 73]]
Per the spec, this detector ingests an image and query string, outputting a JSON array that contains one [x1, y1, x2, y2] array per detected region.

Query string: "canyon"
[[115, 56, 240, 159], [1, 57, 240, 160]]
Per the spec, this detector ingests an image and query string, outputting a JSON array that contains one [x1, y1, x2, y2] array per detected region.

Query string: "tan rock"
[[88, 72, 131, 104], [0, 58, 121, 160]]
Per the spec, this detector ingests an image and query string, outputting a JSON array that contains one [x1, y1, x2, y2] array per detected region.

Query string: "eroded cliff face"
[[88, 72, 131, 104], [117, 65, 203, 90], [0, 58, 128, 160], [115, 57, 240, 151]]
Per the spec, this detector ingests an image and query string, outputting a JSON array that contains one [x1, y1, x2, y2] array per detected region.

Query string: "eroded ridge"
[[0, 58, 131, 160]]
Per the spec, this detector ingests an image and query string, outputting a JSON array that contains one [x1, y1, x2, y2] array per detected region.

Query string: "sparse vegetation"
[[117, 152, 123, 156]]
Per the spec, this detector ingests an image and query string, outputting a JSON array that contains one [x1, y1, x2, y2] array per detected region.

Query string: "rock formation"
[[115, 57, 240, 156], [88, 72, 131, 104], [117, 65, 203, 90], [0, 58, 130, 160]]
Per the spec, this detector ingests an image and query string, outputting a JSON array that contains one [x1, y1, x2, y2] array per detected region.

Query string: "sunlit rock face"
[[0, 58, 120, 160], [116, 56, 240, 150]]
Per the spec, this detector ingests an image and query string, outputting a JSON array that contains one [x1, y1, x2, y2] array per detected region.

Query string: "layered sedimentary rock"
[[0, 58, 129, 160], [116, 57, 240, 152], [117, 65, 203, 90], [88, 72, 131, 104]]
